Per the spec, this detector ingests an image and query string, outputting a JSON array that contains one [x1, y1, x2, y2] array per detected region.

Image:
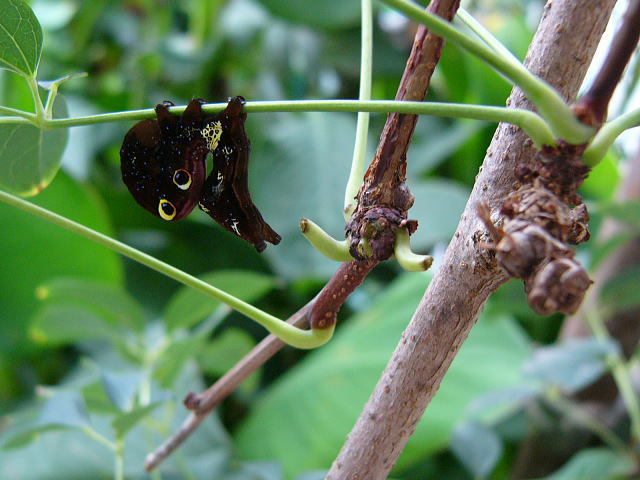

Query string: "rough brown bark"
[[327, 1, 616, 478]]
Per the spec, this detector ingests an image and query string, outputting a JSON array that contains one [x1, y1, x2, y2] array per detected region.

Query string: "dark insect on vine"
[[120, 96, 281, 252]]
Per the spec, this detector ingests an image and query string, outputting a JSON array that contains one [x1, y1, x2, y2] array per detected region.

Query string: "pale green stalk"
[[344, 0, 374, 219], [81, 426, 116, 451], [585, 306, 640, 445], [379, 0, 594, 144], [456, 8, 521, 66], [300, 218, 353, 261], [393, 229, 433, 271], [0, 100, 555, 146], [26, 75, 46, 127], [545, 388, 627, 453], [0, 190, 333, 349], [583, 108, 640, 166], [0, 105, 36, 121], [114, 438, 125, 480]]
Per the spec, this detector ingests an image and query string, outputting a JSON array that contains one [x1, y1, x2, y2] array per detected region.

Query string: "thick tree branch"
[[327, 1, 615, 478]]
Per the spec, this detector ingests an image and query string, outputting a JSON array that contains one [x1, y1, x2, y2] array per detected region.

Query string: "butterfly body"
[[120, 97, 281, 252]]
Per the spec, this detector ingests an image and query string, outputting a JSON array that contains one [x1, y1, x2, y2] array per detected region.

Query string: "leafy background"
[[0, 0, 638, 479]]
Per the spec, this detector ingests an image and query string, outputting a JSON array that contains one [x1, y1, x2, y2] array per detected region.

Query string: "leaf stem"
[[545, 388, 628, 453], [584, 306, 640, 445], [114, 437, 125, 480], [2, 100, 553, 146], [26, 75, 45, 126], [393, 229, 433, 272], [0, 189, 333, 349], [299, 218, 353, 261], [81, 426, 116, 451], [0, 105, 37, 122], [583, 108, 640, 166], [379, 0, 594, 144], [344, 0, 373, 219]]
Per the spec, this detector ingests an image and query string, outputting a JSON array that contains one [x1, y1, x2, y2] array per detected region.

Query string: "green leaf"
[[234, 273, 531, 477], [36, 277, 145, 333], [0, 0, 43, 76], [199, 328, 257, 375], [250, 112, 355, 279], [450, 420, 502, 479], [164, 270, 275, 331], [408, 179, 470, 247], [522, 338, 618, 393], [100, 370, 143, 411], [0, 171, 122, 359], [600, 267, 640, 312], [0, 96, 68, 196], [548, 448, 634, 480], [39, 390, 91, 429], [29, 302, 116, 346], [112, 402, 164, 438], [153, 332, 209, 388], [199, 329, 259, 395], [256, 0, 360, 29]]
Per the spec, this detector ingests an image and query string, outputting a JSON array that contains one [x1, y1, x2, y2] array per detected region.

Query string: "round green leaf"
[[0, 0, 43, 76], [0, 97, 68, 196]]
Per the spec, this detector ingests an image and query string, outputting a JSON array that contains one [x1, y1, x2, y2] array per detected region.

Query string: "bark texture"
[[327, 1, 616, 478]]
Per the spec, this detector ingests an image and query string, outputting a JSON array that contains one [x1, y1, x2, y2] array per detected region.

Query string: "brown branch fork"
[[146, 0, 640, 475]]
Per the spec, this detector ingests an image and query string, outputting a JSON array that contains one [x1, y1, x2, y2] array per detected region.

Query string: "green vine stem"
[[299, 218, 354, 262], [393, 229, 433, 271], [0, 105, 36, 121], [544, 387, 628, 453], [583, 108, 640, 166], [0, 100, 556, 147], [456, 8, 521, 66], [344, 0, 373, 219], [26, 75, 46, 127], [584, 304, 640, 445], [0, 189, 334, 349], [379, 0, 594, 144]]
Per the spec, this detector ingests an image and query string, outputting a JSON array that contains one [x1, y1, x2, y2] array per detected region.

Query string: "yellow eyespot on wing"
[[173, 169, 192, 190], [201, 121, 223, 151], [158, 199, 176, 220]]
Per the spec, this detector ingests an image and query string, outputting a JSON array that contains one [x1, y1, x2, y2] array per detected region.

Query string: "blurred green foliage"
[[0, 0, 638, 479]]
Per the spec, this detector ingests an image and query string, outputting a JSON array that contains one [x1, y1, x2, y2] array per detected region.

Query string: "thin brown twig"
[[144, 303, 310, 471], [574, 0, 640, 126]]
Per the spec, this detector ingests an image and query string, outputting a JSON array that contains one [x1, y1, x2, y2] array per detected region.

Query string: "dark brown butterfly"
[[120, 96, 281, 252]]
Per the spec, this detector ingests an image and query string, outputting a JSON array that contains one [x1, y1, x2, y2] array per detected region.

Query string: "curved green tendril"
[[394, 229, 433, 272], [344, 0, 374, 219], [583, 108, 640, 167], [0, 189, 333, 349], [300, 218, 354, 262]]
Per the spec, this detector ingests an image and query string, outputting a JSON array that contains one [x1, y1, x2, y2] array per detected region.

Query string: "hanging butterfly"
[[120, 96, 281, 252]]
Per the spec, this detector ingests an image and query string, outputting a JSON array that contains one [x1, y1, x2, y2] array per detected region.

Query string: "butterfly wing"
[[120, 101, 208, 221], [198, 97, 282, 252]]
